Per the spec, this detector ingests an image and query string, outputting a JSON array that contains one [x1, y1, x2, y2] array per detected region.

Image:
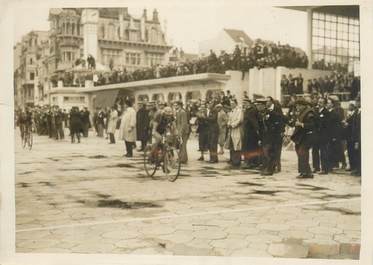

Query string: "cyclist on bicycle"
[[150, 106, 178, 162], [19, 107, 33, 139]]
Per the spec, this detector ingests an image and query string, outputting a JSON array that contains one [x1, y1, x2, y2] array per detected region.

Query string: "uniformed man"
[[175, 101, 190, 164], [242, 98, 261, 169], [291, 99, 317, 178], [312, 97, 330, 174], [206, 101, 219, 163], [260, 97, 283, 176], [351, 99, 361, 176]]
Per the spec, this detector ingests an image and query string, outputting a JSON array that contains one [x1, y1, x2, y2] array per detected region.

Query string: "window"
[[124, 52, 141, 65], [312, 11, 360, 66], [29, 58, 33, 64], [30, 72, 35, 80], [63, 96, 85, 103]]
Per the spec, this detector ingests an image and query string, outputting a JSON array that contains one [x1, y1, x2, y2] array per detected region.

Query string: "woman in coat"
[[107, 106, 118, 144], [196, 103, 209, 161], [119, 100, 137, 157]]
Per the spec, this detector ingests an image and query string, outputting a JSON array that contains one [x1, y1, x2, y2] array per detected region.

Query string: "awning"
[[94, 89, 119, 108]]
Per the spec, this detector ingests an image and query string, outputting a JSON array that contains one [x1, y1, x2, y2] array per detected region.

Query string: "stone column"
[[307, 8, 313, 70], [200, 89, 207, 101], [81, 9, 99, 61], [181, 91, 188, 106]]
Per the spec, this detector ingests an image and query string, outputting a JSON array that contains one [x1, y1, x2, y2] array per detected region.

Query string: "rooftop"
[[81, 73, 230, 93], [223, 29, 254, 46], [280, 5, 359, 18]]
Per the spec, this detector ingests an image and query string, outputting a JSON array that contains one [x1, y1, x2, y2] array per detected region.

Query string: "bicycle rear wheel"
[[22, 132, 28, 149], [163, 147, 181, 182], [144, 145, 158, 178], [28, 132, 33, 150]]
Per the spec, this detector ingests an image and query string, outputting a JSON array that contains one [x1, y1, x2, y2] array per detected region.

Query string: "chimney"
[[143, 9, 147, 20], [153, 9, 159, 23], [118, 10, 124, 39], [123, 7, 129, 17]]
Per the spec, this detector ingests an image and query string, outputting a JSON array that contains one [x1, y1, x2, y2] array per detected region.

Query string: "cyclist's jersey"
[[19, 111, 32, 126], [155, 114, 175, 135], [24, 111, 33, 126]]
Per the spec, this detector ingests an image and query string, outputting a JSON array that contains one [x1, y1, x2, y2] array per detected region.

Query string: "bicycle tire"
[[28, 132, 33, 150], [163, 148, 181, 182], [144, 145, 157, 178], [22, 131, 28, 149]]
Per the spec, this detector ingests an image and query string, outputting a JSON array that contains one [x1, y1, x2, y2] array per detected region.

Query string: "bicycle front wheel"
[[163, 148, 181, 182], [144, 145, 158, 179]]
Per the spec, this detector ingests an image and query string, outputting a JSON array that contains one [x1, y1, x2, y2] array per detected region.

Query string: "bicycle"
[[22, 125, 33, 150], [143, 133, 181, 182]]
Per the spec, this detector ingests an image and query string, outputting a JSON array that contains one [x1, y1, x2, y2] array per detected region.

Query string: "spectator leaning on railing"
[[84, 40, 309, 87]]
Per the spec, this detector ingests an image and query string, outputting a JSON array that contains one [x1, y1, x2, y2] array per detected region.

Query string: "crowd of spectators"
[[312, 59, 349, 72], [281, 70, 360, 103], [51, 40, 309, 87]]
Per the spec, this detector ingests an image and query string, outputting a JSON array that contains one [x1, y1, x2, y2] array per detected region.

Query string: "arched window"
[[66, 22, 70, 35], [100, 24, 105, 38], [108, 24, 115, 39], [151, 28, 157, 43]]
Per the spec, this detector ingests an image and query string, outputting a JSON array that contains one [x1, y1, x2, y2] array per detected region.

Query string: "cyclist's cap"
[[164, 106, 173, 113]]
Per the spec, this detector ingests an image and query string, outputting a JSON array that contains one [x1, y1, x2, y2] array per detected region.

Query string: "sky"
[[13, 4, 308, 53]]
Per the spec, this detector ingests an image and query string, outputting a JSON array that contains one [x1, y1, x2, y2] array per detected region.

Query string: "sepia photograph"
[[7, 1, 365, 262]]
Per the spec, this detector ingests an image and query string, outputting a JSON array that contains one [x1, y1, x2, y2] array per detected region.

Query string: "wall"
[[276, 67, 332, 97], [132, 81, 224, 107], [224, 70, 249, 104], [248, 67, 332, 101]]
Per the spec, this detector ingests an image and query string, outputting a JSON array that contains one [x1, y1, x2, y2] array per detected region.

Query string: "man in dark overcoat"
[[70, 107, 83, 143], [242, 99, 261, 169], [206, 101, 219, 163], [136, 102, 150, 151], [260, 97, 283, 176]]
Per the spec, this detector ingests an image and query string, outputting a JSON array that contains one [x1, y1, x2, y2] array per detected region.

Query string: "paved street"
[[15, 130, 361, 259]]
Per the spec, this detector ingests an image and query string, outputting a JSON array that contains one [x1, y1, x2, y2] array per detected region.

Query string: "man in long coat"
[[260, 97, 283, 176], [217, 104, 228, 155], [196, 103, 209, 161], [175, 101, 190, 164], [227, 99, 243, 167], [242, 99, 261, 169], [206, 101, 219, 163], [351, 99, 361, 176], [136, 102, 150, 151], [69, 107, 83, 143], [291, 99, 317, 178], [119, 100, 137, 157]]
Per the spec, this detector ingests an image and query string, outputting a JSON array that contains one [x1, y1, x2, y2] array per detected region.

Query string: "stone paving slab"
[[15, 130, 361, 259]]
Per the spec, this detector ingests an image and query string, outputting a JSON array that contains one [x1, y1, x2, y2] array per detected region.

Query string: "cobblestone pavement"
[[15, 130, 361, 259]]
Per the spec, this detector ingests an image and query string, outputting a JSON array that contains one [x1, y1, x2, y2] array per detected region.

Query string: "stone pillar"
[[307, 8, 313, 70], [181, 91, 188, 106], [200, 89, 207, 101], [119, 13, 124, 39], [81, 9, 99, 61], [34, 77, 39, 104]]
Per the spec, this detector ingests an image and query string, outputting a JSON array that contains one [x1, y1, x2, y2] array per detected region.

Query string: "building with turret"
[[14, 31, 49, 107], [14, 7, 171, 108]]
